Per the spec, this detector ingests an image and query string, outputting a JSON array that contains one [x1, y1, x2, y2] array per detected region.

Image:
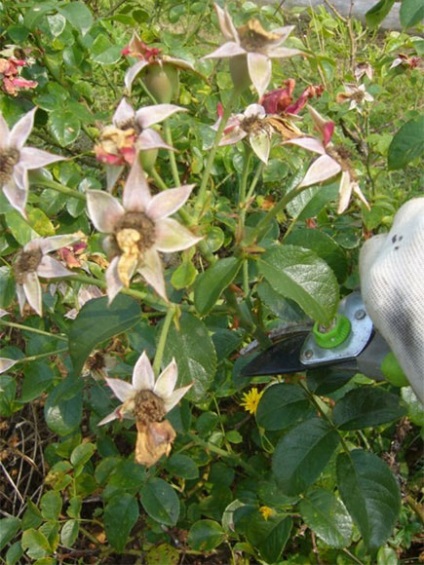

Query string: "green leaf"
[[40, 491, 62, 521], [21, 529, 51, 560], [23, 3, 56, 30], [161, 313, 217, 402], [0, 375, 17, 417], [336, 450, 401, 550], [333, 388, 406, 430], [68, 295, 141, 375], [47, 13, 66, 37], [140, 478, 180, 527], [272, 418, 340, 495], [0, 517, 21, 551], [256, 383, 313, 431], [171, 259, 197, 289], [91, 35, 122, 65], [44, 377, 83, 436], [60, 520, 79, 548], [0, 267, 15, 308], [48, 110, 81, 147], [400, 0, 424, 27], [70, 443, 96, 471], [166, 454, 199, 479], [21, 362, 55, 402], [4, 210, 35, 245], [58, 2, 93, 35], [299, 489, 352, 548], [365, 0, 396, 28], [194, 257, 243, 315], [104, 493, 139, 553], [286, 183, 339, 220], [146, 543, 180, 565], [188, 520, 226, 551], [258, 245, 339, 325], [388, 116, 424, 170], [27, 209, 56, 237]]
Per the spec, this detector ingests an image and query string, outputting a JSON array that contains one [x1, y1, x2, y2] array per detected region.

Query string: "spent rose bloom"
[[204, 4, 302, 97], [99, 351, 192, 466], [13, 233, 83, 316], [0, 57, 37, 96], [261, 79, 323, 116], [0, 108, 65, 216], [336, 83, 374, 112], [86, 159, 201, 303], [285, 106, 369, 213]]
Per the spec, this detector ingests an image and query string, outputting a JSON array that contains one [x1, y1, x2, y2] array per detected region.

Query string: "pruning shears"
[[241, 292, 405, 382]]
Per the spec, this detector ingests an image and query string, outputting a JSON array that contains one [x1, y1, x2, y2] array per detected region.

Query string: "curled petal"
[[247, 52, 271, 98], [105, 377, 135, 402], [132, 351, 155, 391], [268, 47, 303, 59], [164, 383, 193, 413], [137, 128, 173, 151], [337, 170, 352, 214], [9, 107, 36, 148], [215, 4, 238, 41], [113, 98, 135, 126], [285, 136, 326, 155], [3, 180, 27, 216], [37, 256, 73, 279], [155, 218, 202, 253], [39, 233, 82, 254], [138, 248, 167, 302], [203, 42, 246, 59], [135, 104, 186, 129], [0, 358, 18, 374], [19, 147, 64, 170], [0, 113, 10, 150], [23, 271, 42, 316], [15, 284, 27, 316], [98, 408, 120, 426], [122, 159, 152, 212], [86, 190, 125, 233], [106, 257, 124, 304], [124, 60, 149, 91], [147, 185, 195, 220], [299, 154, 341, 188], [269, 25, 296, 44], [249, 130, 271, 164], [153, 358, 178, 400]]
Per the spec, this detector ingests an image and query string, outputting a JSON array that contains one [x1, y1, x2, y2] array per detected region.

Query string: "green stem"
[[195, 87, 240, 216], [238, 145, 252, 205], [0, 319, 68, 341], [33, 177, 86, 201], [164, 122, 181, 187], [19, 348, 69, 363], [153, 305, 176, 374], [151, 168, 169, 191]]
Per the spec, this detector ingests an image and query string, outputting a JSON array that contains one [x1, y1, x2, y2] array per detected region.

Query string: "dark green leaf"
[[171, 259, 197, 289], [23, 3, 56, 30], [0, 517, 21, 551], [44, 377, 83, 436], [40, 491, 62, 521], [337, 450, 401, 550], [21, 362, 55, 402], [161, 313, 217, 401], [258, 245, 339, 325], [299, 489, 352, 548], [365, 0, 396, 28], [194, 257, 243, 315], [0, 267, 15, 308], [286, 183, 339, 220], [4, 211, 33, 246], [400, 0, 424, 27], [272, 418, 340, 495], [188, 520, 226, 551], [166, 454, 199, 479], [104, 493, 139, 553], [68, 295, 141, 375], [140, 478, 180, 527], [256, 383, 313, 431], [70, 443, 96, 470], [48, 110, 81, 146], [58, 2, 93, 35], [333, 388, 406, 430], [90, 35, 122, 65], [388, 116, 424, 170], [0, 375, 17, 417]]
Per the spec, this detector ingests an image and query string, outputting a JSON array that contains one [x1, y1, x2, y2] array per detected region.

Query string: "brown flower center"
[[0, 148, 20, 186], [13, 248, 43, 284], [134, 389, 166, 424], [238, 19, 281, 52], [114, 211, 156, 255], [328, 145, 356, 177]]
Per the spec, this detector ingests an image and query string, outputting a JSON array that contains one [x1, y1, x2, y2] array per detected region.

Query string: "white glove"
[[359, 197, 424, 403]]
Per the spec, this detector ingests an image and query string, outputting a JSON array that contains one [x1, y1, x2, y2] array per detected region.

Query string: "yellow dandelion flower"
[[240, 387, 263, 415], [259, 506, 275, 520]]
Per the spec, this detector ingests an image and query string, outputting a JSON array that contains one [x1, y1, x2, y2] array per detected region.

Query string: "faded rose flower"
[[203, 4, 302, 97], [0, 108, 65, 216], [0, 57, 37, 96], [336, 84, 374, 112], [390, 54, 421, 70], [13, 233, 83, 316], [86, 159, 201, 303], [354, 62, 373, 81], [261, 79, 323, 116]]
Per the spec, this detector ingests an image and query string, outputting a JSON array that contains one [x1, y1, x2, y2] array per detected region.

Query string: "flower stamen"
[[0, 148, 20, 185], [134, 389, 166, 424], [13, 248, 43, 284]]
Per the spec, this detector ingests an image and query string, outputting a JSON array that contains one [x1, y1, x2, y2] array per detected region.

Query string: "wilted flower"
[[0, 108, 65, 216], [204, 4, 302, 97], [13, 233, 83, 316], [285, 106, 369, 213], [389, 53, 421, 70], [0, 56, 37, 96], [123, 33, 195, 101], [240, 386, 263, 415], [336, 84, 374, 111], [95, 98, 186, 189], [354, 62, 374, 81], [86, 159, 201, 303], [261, 79, 323, 116], [99, 351, 192, 467]]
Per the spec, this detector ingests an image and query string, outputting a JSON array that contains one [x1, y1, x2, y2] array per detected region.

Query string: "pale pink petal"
[[353, 183, 370, 210], [16, 284, 27, 316], [219, 128, 247, 146], [86, 190, 125, 233], [155, 218, 202, 252], [11, 163, 28, 191], [203, 42, 246, 59], [122, 159, 152, 212], [163, 383, 193, 413], [124, 60, 148, 91], [3, 180, 27, 216], [244, 104, 266, 119], [299, 154, 341, 188], [98, 408, 120, 426], [19, 147, 64, 170], [269, 25, 295, 44], [135, 104, 186, 129], [39, 233, 82, 254], [137, 128, 173, 151], [106, 164, 124, 192], [138, 248, 167, 301], [106, 257, 124, 304], [153, 358, 178, 399], [105, 377, 134, 402], [215, 4, 238, 41], [23, 271, 42, 316], [249, 130, 271, 164], [113, 98, 135, 126], [161, 55, 195, 71], [0, 113, 10, 149], [0, 358, 17, 374], [337, 171, 352, 214], [132, 351, 155, 391], [285, 137, 326, 154], [9, 107, 36, 148], [268, 47, 303, 59], [247, 52, 271, 98], [37, 256, 73, 279], [147, 185, 195, 220]]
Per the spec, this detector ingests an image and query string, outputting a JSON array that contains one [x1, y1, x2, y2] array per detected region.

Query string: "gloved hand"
[[359, 197, 424, 403]]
